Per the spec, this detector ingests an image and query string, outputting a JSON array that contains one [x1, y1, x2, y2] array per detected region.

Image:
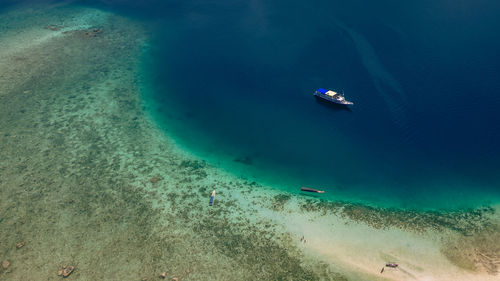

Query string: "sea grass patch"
[[0, 4, 351, 280], [441, 225, 500, 275], [271, 194, 292, 211], [295, 196, 496, 235]]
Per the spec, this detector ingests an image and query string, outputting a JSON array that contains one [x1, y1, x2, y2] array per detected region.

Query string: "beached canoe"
[[209, 189, 215, 206]]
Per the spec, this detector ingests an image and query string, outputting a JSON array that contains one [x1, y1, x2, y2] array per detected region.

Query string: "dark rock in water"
[[234, 156, 252, 165], [85, 28, 102, 37], [45, 25, 60, 31], [16, 241, 25, 249], [62, 266, 74, 277], [150, 177, 159, 183]]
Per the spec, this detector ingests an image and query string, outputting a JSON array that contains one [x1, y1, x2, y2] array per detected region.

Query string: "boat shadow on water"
[[314, 96, 353, 112], [299, 192, 325, 199]]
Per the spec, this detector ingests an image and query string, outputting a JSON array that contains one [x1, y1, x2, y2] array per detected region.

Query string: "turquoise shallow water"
[[73, 0, 500, 210]]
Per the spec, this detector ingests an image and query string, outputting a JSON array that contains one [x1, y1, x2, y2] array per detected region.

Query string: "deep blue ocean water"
[[18, 0, 500, 209]]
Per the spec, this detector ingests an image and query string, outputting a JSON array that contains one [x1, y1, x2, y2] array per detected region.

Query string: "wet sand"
[[0, 3, 499, 280]]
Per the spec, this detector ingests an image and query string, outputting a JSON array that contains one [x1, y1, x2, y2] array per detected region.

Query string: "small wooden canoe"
[[300, 187, 324, 193], [209, 190, 215, 206]]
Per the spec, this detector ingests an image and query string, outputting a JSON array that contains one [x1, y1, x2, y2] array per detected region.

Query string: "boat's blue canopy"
[[317, 88, 328, 94]]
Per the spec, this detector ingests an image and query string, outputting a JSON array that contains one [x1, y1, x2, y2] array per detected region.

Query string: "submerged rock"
[[159, 272, 167, 278], [85, 28, 102, 37], [16, 241, 25, 249], [2, 260, 10, 269], [59, 265, 74, 278], [234, 156, 252, 165], [45, 25, 60, 31]]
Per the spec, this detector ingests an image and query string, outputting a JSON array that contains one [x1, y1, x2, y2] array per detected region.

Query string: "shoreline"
[[142, 88, 500, 211], [0, 3, 498, 280]]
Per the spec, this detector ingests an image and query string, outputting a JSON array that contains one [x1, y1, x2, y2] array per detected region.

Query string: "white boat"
[[314, 88, 353, 105]]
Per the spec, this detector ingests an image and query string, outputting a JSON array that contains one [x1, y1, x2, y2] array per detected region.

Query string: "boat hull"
[[209, 190, 215, 206], [314, 92, 353, 105], [301, 187, 325, 193]]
